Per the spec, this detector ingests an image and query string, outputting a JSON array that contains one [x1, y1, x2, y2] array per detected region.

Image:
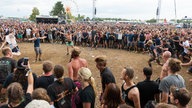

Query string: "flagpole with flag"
[[93, 0, 96, 21], [156, 0, 161, 24]]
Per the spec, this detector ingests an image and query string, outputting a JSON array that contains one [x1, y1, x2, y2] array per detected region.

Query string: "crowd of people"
[[0, 20, 192, 108]]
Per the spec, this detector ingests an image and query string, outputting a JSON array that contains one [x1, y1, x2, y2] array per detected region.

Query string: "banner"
[[156, 7, 159, 16], [95, 8, 96, 15]]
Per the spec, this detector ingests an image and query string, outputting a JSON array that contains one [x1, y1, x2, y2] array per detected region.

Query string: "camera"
[[23, 57, 29, 65]]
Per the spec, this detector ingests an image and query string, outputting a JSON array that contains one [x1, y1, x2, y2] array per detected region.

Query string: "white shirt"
[[26, 28, 31, 36], [118, 33, 123, 40], [183, 40, 189, 53], [6, 33, 17, 49]]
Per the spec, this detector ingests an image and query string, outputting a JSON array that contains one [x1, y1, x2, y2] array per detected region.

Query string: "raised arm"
[[26, 62, 34, 94], [0, 40, 7, 50], [39, 36, 47, 39], [28, 37, 36, 41]]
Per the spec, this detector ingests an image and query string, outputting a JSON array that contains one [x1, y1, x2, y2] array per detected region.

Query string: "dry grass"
[[5, 42, 192, 107]]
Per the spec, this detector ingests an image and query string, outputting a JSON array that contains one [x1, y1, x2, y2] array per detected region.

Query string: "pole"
[[174, 0, 177, 24], [156, 0, 161, 24], [93, 0, 96, 21]]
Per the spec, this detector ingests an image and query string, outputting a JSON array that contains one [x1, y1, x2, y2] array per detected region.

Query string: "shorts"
[[66, 41, 74, 46], [12, 46, 20, 52], [117, 39, 122, 44], [34, 47, 42, 54], [17, 35, 22, 39], [181, 52, 187, 57], [48, 34, 53, 40]]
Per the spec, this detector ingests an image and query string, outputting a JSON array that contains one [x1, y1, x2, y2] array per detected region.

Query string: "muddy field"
[[5, 42, 192, 107]]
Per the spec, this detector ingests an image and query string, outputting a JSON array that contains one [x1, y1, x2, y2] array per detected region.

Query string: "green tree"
[[29, 7, 40, 21], [50, 1, 65, 16], [146, 18, 156, 23]]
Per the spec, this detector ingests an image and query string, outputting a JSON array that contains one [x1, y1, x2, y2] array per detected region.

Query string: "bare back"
[[68, 57, 87, 81]]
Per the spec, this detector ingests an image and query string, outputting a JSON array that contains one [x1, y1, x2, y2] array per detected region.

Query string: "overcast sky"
[[0, 0, 191, 20]]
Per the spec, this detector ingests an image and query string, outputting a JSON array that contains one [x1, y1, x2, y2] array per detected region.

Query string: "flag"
[[156, 7, 159, 16], [95, 8, 96, 15]]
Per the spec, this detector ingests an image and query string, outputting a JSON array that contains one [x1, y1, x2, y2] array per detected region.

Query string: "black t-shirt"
[[0, 93, 32, 108], [139, 33, 145, 42], [0, 57, 16, 73], [78, 85, 96, 108], [173, 36, 180, 48], [0, 57, 16, 84], [163, 44, 174, 55], [137, 80, 160, 108], [100, 67, 116, 92], [36, 75, 55, 89], [47, 78, 76, 108], [82, 32, 88, 39]]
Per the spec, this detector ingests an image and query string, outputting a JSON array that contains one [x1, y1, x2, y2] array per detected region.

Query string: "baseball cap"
[[16, 58, 26, 70]]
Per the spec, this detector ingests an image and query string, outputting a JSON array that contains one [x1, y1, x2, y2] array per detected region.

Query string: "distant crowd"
[[0, 20, 192, 108]]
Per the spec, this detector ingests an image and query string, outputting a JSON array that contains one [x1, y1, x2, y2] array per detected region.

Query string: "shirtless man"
[[159, 51, 172, 80], [66, 31, 74, 55], [67, 47, 88, 81]]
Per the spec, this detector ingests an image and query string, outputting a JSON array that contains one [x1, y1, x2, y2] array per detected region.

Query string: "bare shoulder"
[[80, 58, 88, 66], [80, 58, 87, 62], [130, 86, 139, 96]]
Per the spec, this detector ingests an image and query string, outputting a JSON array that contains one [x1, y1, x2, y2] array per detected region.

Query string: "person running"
[[0, 29, 21, 56], [146, 40, 162, 67], [66, 31, 74, 55], [28, 32, 46, 62]]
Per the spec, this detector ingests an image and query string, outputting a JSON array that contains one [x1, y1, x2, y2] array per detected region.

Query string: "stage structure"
[[93, 0, 96, 20], [156, 0, 177, 24], [36, 15, 58, 24]]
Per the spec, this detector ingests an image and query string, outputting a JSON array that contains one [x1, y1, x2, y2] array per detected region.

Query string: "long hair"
[[78, 67, 97, 97], [13, 69, 28, 89], [7, 82, 24, 104], [103, 83, 124, 108], [86, 77, 97, 97], [32, 88, 51, 103], [168, 58, 182, 73]]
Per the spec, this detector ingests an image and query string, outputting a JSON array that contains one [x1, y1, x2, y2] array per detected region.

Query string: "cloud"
[[0, 0, 191, 19]]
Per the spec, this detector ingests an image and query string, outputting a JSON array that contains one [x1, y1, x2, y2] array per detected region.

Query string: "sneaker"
[[39, 58, 42, 61]]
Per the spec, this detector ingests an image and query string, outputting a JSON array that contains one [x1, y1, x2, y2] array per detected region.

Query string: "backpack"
[[0, 60, 12, 84]]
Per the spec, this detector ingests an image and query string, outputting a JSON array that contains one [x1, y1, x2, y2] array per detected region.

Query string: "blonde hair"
[[78, 67, 97, 96]]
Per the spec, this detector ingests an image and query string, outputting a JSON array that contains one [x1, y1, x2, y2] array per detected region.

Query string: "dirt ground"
[[6, 42, 192, 107]]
